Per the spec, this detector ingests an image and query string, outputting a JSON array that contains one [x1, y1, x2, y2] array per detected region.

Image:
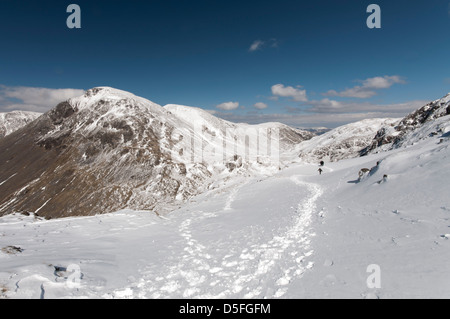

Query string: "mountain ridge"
[[0, 111, 42, 138]]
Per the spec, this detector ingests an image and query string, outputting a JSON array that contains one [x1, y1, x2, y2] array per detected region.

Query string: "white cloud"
[[253, 102, 268, 110], [308, 98, 344, 110], [249, 39, 278, 52], [0, 85, 85, 113], [216, 101, 240, 111], [271, 84, 308, 102], [363, 76, 404, 89], [324, 75, 406, 98], [249, 40, 265, 52]]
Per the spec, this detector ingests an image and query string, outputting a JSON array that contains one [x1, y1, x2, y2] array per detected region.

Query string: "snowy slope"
[[297, 118, 400, 163], [296, 137, 450, 298], [164, 104, 314, 163], [164, 104, 236, 131], [0, 111, 42, 138], [1, 126, 448, 299]]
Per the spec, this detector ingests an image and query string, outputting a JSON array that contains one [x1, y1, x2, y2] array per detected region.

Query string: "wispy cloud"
[[249, 39, 278, 52], [214, 99, 427, 128], [324, 76, 406, 98], [271, 84, 308, 102], [249, 40, 265, 52], [253, 102, 268, 110], [214, 110, 393, 128], [303, 98, 427, 114], [0, 85, 85, 113], [216, 101, 240, 111]]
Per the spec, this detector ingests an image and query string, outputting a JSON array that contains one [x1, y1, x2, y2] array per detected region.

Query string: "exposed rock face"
[[361, 93, 450, 155], [0, 87, 312, 219]]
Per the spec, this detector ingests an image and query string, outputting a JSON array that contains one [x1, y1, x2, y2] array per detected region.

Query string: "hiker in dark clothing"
[[318, 168, 323, 175]]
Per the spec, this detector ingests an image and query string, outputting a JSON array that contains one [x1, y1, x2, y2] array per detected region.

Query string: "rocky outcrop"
[[297, 118, 400, 163], [361, 93, 450, 155]]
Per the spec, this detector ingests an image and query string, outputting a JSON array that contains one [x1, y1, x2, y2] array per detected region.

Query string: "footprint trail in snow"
[[117, 174, 323, 299]]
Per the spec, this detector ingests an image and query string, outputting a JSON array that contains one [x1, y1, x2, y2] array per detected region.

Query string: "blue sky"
[[0, 0, 449, 127]]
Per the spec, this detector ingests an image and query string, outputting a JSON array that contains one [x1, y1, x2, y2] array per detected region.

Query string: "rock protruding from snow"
[[361, 93, 450, 155], [0, 111, 42, 138]]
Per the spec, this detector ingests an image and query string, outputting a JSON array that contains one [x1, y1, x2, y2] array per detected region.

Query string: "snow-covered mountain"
[[301, 127, 332, 136], [297, 118, 400, 163], [1, 102, 449, 299], [0, 111, 42, 138], [1, 90, 449, 299], [361, 93, 450, 155], [164, 104, 314, 162], [296, 94, 450, 163], [0, 87, 312, 219]]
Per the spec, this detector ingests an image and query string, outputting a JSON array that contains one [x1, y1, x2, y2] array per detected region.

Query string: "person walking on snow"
[[318, 168, 323, 175]]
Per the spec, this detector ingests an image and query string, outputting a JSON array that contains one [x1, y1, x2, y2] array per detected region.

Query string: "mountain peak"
[[84, 87, 139, 99], [67, 87, 164, 116]]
